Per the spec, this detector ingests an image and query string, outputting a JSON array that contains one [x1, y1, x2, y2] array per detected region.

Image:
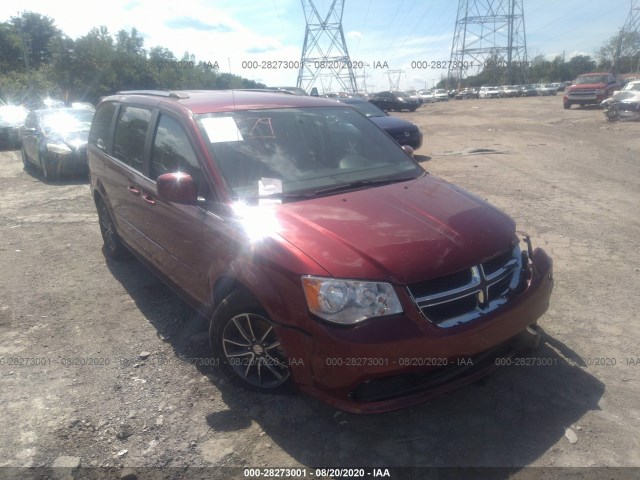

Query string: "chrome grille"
[[569, 89, 597, 96], [407, 244, 523, 328]]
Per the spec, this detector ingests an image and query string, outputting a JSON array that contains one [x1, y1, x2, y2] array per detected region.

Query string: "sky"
[[1, 0, 633, 92]]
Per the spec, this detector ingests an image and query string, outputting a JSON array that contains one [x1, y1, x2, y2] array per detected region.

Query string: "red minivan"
[[88, 90, 553, 413]]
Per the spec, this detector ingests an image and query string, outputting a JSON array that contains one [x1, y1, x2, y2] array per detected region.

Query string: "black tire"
[[409, 107, 417, 112], [563, 102, 571, 110], [210, 289, 292, 393], [96, 198, 129, 259]]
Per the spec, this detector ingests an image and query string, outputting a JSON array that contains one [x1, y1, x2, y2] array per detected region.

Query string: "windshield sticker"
[[201, 117, 244, 143]]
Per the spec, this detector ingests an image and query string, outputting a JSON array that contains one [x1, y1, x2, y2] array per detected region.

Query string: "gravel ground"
[[0, 95, 639, 479]]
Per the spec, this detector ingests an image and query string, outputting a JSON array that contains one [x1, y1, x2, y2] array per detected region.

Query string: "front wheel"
[[39, 150, 56, 180], [21, 147, 31, 170], [210, 290, 291, 392], [563, 102, 571, 110]]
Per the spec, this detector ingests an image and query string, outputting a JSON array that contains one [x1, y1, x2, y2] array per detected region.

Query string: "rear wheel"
[[97, 198, 129, 259], [210, 290, 291, 392]]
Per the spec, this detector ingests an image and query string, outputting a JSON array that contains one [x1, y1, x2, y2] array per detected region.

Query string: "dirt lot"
[[1, 95, 639, 479]]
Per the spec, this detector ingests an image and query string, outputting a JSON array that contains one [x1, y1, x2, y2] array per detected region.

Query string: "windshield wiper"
[[240, 191, 318, 203], [312, 176, 417, 196]]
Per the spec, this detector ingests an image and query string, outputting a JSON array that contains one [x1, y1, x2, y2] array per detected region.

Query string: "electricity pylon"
[[614, 0, 640, 75], [297, 0, 358, 94], [447, 0, 529, 88]]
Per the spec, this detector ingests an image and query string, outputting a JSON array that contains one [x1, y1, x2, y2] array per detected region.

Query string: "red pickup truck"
[[563, 73, 621, 109]]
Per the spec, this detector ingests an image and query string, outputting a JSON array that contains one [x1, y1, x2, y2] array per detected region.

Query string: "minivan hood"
[[273, 175, 516, 285]]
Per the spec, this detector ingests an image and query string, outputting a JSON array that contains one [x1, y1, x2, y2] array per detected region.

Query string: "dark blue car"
[[337, 98, 423, 149]]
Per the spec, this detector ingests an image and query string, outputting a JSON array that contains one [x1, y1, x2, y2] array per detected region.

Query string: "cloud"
[[164, 16, 232, 32], [347, 31, 363, 39], [246, 46, 277, 54]]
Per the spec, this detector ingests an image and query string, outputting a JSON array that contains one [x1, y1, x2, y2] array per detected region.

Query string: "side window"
[[113, 106, 152, 172], [24, 113, 37, 129], [89, 102, 116, 152], [151, 114, 209, 197]]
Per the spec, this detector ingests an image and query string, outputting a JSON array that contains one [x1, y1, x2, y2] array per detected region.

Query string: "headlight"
[[302, 276, 402, 325], [47, 143, 72, 154]]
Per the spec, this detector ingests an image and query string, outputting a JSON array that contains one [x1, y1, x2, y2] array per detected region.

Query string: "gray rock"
[[139, 351, 151, 360], [52, 456, 81, 468], [565, 427, 578, 444], [120, 468, 137, 480]]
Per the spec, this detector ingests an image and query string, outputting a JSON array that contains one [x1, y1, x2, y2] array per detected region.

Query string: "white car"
[[433, 89, 449, 101], [614, 80, 640, 95], [479, 86, 500, 98], [417, 90, 435, 103]]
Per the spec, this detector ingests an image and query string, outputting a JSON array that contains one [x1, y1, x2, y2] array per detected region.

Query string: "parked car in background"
[[20, 107, 94, 180], [520, 85, 539, 97], [479, 86, 501, 98], [614, 80, 640, 95], [454, 88, 478, 100], [563, 72, 621, 109], [538, 84, 557, 96], [417, 90, 435, 103], [432, 89, 449, 101], [87, 89, 552, 414], [0, 105, 29, 149], [369, 91, 419, 111], [499, 85, 521, 97], [337, 97, 423, 149], [405, 91, 424, 106]]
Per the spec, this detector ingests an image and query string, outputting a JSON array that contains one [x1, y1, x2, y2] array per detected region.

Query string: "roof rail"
[[115, 90, 190, 99], [235, 88, 295, 95]]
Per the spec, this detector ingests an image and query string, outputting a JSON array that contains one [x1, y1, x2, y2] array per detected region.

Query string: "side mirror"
[[401, 145, 415, 158], [310, 87, 319, 97], [157, 172, 198, 204]]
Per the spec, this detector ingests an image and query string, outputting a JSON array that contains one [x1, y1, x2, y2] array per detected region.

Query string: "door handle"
[[128, 185, 140, 195], [143, 195, 156, 205]]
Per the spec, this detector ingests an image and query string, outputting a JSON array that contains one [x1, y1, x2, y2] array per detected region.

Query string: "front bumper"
[[565, 93, 607, 105], [44, 147, 89, 176], [389, 130, 423, 149], [278, 248, 553, 414]]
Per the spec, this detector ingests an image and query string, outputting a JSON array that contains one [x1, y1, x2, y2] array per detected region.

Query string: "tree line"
[[440, 31, 640, 89], [0, 12, 265, 106]]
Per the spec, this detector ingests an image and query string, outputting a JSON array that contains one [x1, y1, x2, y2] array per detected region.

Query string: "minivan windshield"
[[196, 106, 423, 201]]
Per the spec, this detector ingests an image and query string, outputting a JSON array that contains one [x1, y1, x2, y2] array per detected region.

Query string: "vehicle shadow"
[[214, 335, 604, 473], [22, 162, 89, 185], [104, 256, 604, 474]]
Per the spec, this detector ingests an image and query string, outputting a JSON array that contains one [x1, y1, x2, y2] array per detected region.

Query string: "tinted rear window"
[[113, 106, 152, 172], [89, 103, 117, 152]]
